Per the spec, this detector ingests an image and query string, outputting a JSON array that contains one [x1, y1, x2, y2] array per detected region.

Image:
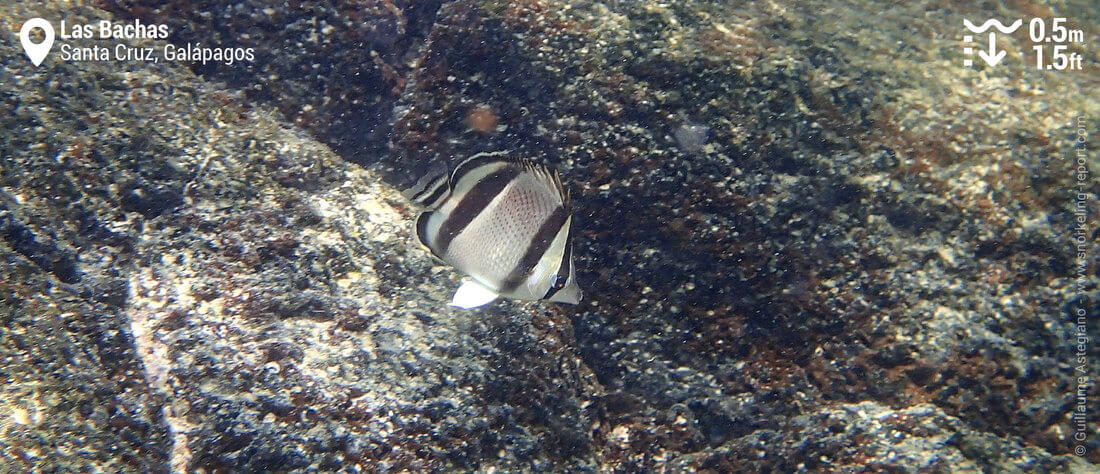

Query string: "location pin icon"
[[20, 18, 55, 67]]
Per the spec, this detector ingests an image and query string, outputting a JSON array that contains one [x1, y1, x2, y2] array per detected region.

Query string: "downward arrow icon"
[[977, 32, 1006, 66]]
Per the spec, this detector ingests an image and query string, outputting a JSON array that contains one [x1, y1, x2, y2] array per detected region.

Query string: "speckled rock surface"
[[99, 0, 446, 167], [3, 0, 1099, 471]]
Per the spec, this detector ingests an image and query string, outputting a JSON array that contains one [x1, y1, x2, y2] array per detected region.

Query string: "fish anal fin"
[[450, 279, 499, 309]]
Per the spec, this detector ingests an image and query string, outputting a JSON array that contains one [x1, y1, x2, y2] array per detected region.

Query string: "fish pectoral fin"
[[449, 280, 499, 309]]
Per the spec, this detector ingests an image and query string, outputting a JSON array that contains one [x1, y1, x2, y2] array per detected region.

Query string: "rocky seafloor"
[[1, 0, 1098, 471]]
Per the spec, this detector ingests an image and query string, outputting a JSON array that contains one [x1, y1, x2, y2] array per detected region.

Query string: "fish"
[[404, 151, 582, 309]]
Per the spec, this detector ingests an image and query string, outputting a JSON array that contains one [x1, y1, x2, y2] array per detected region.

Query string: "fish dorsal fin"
[[451, 152, 570, 208], [450, 279, 499, 309], [517, 158, 569, 207]]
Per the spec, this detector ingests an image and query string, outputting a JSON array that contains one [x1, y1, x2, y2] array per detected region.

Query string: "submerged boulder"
[[2, 0, 1097, 471]]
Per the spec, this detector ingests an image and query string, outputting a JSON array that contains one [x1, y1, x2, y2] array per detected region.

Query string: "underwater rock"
[[3, 0, 1097, 471], [97, 0, 446, 167], [3, 2, 595, 471]]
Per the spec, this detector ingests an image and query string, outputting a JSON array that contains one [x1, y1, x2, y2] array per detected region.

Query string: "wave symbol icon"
[[963, 19, 1022, 34]]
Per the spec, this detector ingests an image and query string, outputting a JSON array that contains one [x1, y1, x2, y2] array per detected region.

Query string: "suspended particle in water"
[[674, 122, 709, 153], [465, 105, 499, 134]]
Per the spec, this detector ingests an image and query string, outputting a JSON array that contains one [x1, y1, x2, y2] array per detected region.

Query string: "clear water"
[[0, 0, 1097, 471]]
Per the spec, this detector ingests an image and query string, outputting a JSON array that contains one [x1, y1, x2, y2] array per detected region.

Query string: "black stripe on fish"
[[451, 153, 570, 203], [499, 207, 569, 293], [402, 162, 449, 207], [415, 212, 446, 262], [433, 167, 521, 254], [413, 175, 450, 209], [450, 151, 512, 187], [542, 221, 574, 300]]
